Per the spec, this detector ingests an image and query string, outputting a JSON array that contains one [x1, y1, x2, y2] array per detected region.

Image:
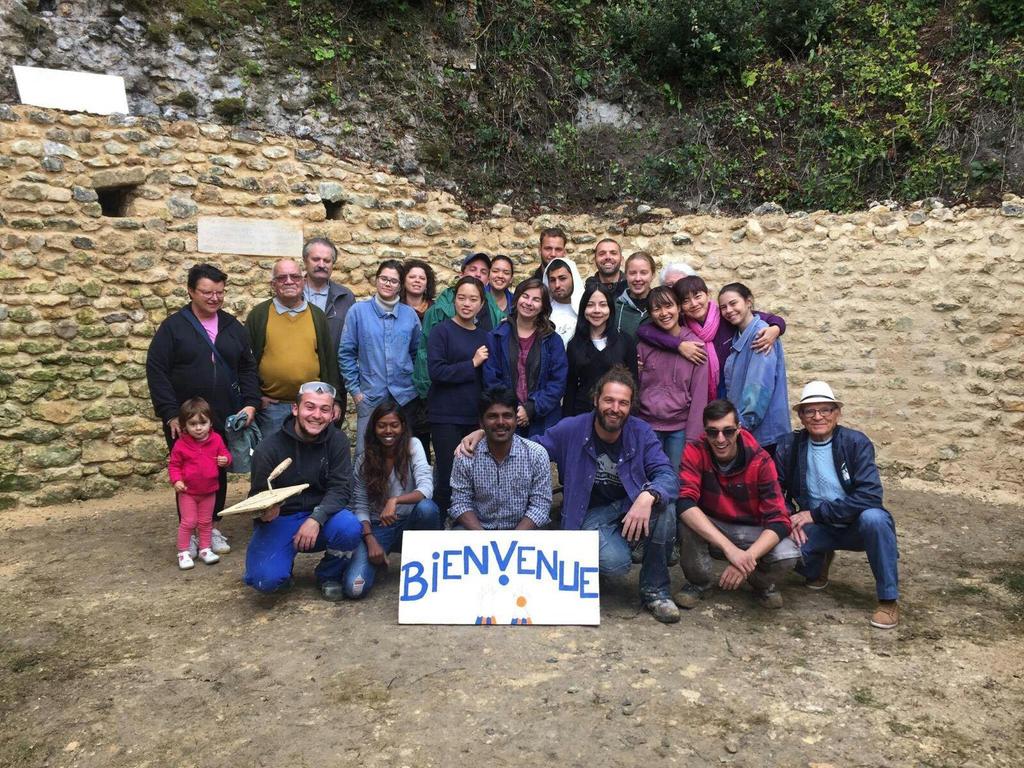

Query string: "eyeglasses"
[[194, 288, 225, 299], [298, 381, 337, 398], [377, 275, 401, 286], [800, 406, 837, 417], [273, 274, 303, 283], [705, 427, 739, 439]]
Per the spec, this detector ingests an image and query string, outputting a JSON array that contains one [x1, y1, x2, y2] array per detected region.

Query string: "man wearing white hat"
[[774, 381, 900, 629]]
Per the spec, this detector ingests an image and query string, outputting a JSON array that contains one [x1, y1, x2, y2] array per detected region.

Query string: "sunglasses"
[[705, 427, 739, 439], [298, 381, 337, 398]]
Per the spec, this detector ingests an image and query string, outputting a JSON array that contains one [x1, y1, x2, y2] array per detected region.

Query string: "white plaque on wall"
[[13, 66, 130, 115], [198, 217, 303, 258]]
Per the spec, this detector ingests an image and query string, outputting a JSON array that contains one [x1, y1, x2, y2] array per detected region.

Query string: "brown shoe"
[[806, 551, 835, 590], [870, 600, 899, 629]]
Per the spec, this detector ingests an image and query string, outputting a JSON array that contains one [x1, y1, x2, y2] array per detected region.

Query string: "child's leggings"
[[177, 492, 215, 551]]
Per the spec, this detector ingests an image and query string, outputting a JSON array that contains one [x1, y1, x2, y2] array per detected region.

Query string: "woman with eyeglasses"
[[345, 402, 439, 597], [563, 283, 638, 417], [483, 278, 568, 437], [339, 260, 422, 454], [146, 263, 262, 557], [717, 282, 791, 456]]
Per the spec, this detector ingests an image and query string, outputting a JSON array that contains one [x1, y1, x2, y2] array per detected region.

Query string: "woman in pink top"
[[168, 397, 232, 570]]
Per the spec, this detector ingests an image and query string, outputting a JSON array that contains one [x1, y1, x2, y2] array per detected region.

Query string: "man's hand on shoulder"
[[456, 429, 485, 458]]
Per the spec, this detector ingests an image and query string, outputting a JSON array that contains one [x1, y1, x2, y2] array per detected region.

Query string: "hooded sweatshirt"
[[542, 258, 585, 348]]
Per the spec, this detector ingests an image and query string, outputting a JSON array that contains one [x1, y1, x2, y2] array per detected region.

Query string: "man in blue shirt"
[[774, 381, 900, 629], [338, 260, 421, 454]]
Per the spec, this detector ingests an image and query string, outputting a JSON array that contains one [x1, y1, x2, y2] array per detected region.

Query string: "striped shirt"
[[449, 434, 552, 529]]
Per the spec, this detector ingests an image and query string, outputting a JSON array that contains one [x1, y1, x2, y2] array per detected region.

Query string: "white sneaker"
[[178, 551, 195, 570], [198, 548, 220, 565], [211, 528, 231, 554], [188, 533, 198, 559]]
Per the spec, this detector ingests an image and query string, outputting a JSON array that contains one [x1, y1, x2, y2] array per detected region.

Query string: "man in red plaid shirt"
[[675, 399, 799, 609]]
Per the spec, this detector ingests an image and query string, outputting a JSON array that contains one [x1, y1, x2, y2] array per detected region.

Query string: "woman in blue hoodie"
[[719, 282, 791, 456], [483, 278, 568, 438]]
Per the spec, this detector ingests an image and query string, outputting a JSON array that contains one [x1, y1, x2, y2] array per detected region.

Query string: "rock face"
[[0, 104, 1023, 509]]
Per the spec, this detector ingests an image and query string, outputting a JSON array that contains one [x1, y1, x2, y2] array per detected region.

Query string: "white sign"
[[13, 66, 129, 115], [398, 530, 601, 626], [197, 217, 303, 258]]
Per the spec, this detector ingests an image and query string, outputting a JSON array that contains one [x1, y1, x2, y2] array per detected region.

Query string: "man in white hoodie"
[[542, 258, 585, 348]]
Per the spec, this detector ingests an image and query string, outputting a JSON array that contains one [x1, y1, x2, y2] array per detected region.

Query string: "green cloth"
[[413, 285, 503, 398], [244, 299, 341, 397], [612, 291, 648, 339]]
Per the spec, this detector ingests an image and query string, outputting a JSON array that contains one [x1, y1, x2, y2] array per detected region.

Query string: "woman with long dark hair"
[[718, 282, 791, 456], [563, 283, 638, 417], [636, 286, 709, 472], [401, 258, 438, 459], [427, 276, 490, 517], [483, 278, 567, 437], [345, 401, 438, 598]]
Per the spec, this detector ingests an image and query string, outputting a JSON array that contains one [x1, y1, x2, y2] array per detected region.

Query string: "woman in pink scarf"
[[636, 275, 787, 399]]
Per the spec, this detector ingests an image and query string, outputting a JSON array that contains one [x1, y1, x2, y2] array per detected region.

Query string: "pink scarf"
[[687, 303, 721, 400]]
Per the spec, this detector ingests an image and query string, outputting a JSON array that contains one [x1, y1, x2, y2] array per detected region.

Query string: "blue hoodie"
[[722, 315, 791, 448]]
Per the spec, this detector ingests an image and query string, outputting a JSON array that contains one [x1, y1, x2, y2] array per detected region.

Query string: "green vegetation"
[[128, 0, 1023, 212]]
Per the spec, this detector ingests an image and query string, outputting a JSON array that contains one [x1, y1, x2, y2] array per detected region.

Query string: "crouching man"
[[676, 399, 800, 609], [775, 381, 900, 629], [244, 381, 361, 599]]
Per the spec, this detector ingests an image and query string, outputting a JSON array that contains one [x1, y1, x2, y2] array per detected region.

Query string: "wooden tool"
[[218, 458, 309, 516]]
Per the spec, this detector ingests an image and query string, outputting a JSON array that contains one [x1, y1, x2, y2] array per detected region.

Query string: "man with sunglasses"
[[244, 381, 361, 600], [676, 399, 800, 609], [245, 259, 341, 440], [774, 381, 900, 629]]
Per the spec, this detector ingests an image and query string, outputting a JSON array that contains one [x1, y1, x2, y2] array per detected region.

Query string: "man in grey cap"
[[773, 381, 901, 629]]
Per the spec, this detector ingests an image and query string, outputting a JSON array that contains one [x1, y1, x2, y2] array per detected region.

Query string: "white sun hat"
[[794, 380, 843, 411]]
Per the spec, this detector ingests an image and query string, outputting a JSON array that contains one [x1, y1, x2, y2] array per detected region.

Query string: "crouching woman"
[[345, 402, 439, 598]]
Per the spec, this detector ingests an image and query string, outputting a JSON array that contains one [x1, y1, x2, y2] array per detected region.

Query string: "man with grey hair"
[[245, 259, 341, 439], [302, 237, 355, 418], [659, 261, 696, 288]]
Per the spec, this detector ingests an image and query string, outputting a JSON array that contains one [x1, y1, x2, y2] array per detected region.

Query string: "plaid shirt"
[[449, 434, 552, 529], [678, 428, 791, 540]]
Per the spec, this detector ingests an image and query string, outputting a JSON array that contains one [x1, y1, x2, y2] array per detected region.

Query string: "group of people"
[[145, 229, 901, 629]]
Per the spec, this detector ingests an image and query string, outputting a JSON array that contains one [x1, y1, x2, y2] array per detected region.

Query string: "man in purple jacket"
[[460, 366, 680, 623]]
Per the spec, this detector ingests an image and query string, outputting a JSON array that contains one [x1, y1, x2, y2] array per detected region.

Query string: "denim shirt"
[[722, 315, 791, 448], [338, 297, 421, 406]]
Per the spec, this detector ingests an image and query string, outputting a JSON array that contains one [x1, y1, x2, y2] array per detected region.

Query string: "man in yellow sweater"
[[245, 259, 341, 439]]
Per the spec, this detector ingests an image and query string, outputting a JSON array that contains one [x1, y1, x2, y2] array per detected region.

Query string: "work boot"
[[870, 601, 899, 629], [643, 596, 681, 624], [672, 582, 710, 609], [754, 584, 784, 609], [806, 551, 835, 590]]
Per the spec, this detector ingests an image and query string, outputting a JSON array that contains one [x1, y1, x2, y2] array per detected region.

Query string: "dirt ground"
[[1, 482, 1022, 768]]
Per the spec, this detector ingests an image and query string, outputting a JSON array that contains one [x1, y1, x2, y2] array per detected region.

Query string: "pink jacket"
[[637, 328, 710, 438], [168, 432, 231, 495]]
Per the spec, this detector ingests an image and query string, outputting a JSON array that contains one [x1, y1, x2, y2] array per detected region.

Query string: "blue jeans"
[[244, 509, 361, 593], [655, 429, 686, 474], [581, 498, 675, 602], [797, 508, 899, 601], [256, 401, 293, 441], [343, 499, 440, 599]]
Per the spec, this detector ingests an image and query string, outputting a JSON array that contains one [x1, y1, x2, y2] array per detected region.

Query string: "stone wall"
[[1, 104, 1022, 509]]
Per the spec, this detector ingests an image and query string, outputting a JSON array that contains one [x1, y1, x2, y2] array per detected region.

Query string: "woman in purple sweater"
[[636, 275, 786, 400], [637, 287, 709, 473], [427, 276, 490, 518]]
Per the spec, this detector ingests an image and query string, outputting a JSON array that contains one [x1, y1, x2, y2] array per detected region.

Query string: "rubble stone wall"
[[1, 105, 1022, 509]]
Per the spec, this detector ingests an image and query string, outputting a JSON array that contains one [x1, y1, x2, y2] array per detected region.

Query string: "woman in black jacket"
[[146, 263, 261, 552], [563, 284, 639, 417]]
